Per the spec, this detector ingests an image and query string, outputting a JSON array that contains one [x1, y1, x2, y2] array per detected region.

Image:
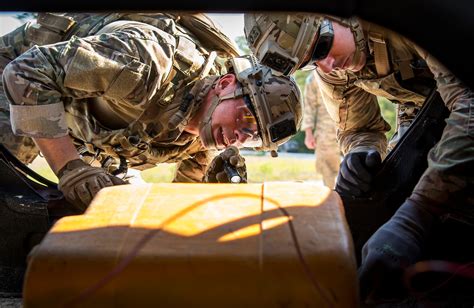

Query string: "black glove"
[[358, 199, 438, 303], [204, 146, 247, 183], [335, 149, 381, 197], [58, 159, 127, 212]]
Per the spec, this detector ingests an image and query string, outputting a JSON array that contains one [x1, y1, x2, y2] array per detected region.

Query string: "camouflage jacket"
[[315, 20, 473, 213], [1, 13, 228, 182], [301, 71, 337, 143]]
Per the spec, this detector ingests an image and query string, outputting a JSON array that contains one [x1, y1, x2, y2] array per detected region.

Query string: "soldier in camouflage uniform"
[[302, 71, 340, 188], [0, 13, 302, 211], [244, 13, 473, 302]]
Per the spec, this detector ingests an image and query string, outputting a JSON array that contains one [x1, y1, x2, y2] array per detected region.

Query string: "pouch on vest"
[[171, 13, 241, 58], [25, 13, 76, 46]]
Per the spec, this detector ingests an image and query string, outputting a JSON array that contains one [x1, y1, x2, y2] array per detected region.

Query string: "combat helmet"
[[244, 13, 366, 75], [200, 55, 302, 157]]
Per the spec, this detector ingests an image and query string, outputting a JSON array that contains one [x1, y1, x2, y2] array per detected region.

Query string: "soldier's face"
[[210, 97, 259, 150], [314, 21, 365, 73]]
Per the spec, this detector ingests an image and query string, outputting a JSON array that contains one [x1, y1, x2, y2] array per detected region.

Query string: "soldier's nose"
[[316, 57, 335, 73], [233, 129, 249, 145]]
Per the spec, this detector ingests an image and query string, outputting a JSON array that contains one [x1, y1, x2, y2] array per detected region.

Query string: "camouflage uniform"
[[315, 21, 473, 221], [302, 72, 340, 188], [0, 13, 230, 182], [0, 24, 42, 164]]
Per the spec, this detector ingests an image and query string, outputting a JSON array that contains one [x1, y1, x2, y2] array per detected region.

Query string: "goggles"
[[306, 19, 334, 64]]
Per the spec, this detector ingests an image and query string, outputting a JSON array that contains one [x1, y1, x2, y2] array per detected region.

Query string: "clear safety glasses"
[[236, 96, 262, 148]]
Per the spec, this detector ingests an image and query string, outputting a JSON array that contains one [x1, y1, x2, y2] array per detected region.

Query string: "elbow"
[[3, 59, 26, 106]]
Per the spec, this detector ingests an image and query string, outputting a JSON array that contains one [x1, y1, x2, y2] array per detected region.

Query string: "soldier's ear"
[[216, 74, 236, 94]]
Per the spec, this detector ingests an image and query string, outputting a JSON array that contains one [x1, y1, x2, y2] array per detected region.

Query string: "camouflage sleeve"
[[2, 22, 175, 138], [172, 140, 216, 183], [0, 23, 31, 110], [0, 23, 30, 69], [314, 69, 391, 158], [314, 95, 337, 141], [410, 46, 474, 212], [301, 72, 320, 131]]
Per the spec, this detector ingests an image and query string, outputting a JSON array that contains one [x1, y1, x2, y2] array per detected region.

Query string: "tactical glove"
[[58, 159, 127, 212], [204, 146, 247, 183], [358, 199, 438, 303], [335, 149, 381, 197]]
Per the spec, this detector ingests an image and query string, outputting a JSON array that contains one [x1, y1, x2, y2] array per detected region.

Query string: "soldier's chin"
[[200, 137, 212, 149], [199, 129, 218, 150], [347, 52, 366, 72]]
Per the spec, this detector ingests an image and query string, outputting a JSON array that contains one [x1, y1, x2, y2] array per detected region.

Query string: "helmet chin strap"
[[347, 17, 367, 70], [349, 47, 365, 71], [327, 15, 367, 71], [199, 94, 222, 149], [199, 86, 245, 149]]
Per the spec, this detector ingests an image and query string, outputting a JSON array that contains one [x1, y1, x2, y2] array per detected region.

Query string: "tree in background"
[[235, 36, 250, 55], [15, 12, 37, 23]]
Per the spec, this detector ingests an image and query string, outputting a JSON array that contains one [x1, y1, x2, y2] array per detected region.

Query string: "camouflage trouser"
[[314, 136, 341, 189], [0, 108, 39, 164]]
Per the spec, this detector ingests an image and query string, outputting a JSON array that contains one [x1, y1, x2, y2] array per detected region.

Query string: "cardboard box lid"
[[24, 182, 357, 307]]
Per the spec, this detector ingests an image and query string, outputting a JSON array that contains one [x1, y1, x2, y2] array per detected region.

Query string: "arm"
[[33, 135, 80, 174], [304, 127, 316, 149], [302, 73, 320, 149], [314, 69, 388, 196], [314, 69, 390, 158], [411, 46, 474, 210], [174, 156, 211, 183], [358, 45, 474, 303], [0, 23, 31, 109], [0, 23, 31, 72], [173, 141, 215, 183], [173, 143, 246, 184]]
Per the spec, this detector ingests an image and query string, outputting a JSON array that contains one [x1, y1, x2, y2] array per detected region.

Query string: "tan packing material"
[[23, 182, 358, 307]]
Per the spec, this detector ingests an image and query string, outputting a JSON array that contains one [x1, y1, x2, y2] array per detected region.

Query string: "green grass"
[[132, 155, 321, 183], [378, 96, 397, 140], [30, 155, 322, 183], [244, 156, 320, 182], [140, 163, 177, 183], [29, 157, 58, 182]]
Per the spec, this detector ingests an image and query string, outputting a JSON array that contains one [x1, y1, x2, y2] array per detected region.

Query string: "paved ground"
[[0, 296, 22, 308]]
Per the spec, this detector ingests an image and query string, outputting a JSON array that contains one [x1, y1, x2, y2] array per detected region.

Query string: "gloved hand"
[[358, 199, 438, 303], [335, 149, 381, 197], [204, 146, 247, 183], [58, 159, 127, 212]]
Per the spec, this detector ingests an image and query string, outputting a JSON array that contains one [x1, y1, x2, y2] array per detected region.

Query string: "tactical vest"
[[23, 13, 238, 173], [360, 20, 436, 104], [25, 13, 239, 95]]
